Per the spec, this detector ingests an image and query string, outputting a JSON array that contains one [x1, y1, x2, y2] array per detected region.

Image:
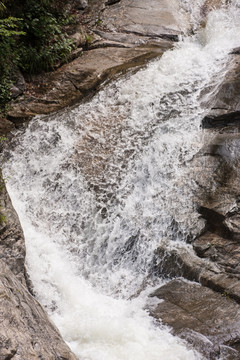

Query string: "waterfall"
[[2, 2, 240, 359]]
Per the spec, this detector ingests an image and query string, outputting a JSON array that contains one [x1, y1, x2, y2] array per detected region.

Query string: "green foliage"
[[85, 33, 94, 46], [0, 40, 13, 110], [0, 0, 75, 109], [0, 6, 25, 110], [0, 1, 6, 15], [18, 36, 73, 73], [15, 0, 74, 73], [221, 291, 230, 299], [0, 211, 6, 224], [0, 18, 21, 111], [0, 1, 74, 85], [0, 76, 12, 107], [0, 17, 25, 37]]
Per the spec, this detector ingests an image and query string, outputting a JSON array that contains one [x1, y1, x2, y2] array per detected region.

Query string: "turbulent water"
[[2, 1, 240, 359]]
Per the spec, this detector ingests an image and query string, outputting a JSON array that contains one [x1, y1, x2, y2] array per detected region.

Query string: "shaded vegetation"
[[0, 0, 75, 113]]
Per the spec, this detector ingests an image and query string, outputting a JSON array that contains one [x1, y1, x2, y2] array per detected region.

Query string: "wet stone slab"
[[193, 231, 240, 275], [101, 0, 191, 39], [149, 279, 240, 360]]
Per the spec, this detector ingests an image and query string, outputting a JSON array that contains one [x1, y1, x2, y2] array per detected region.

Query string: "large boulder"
[[149, 279, 240, 359]]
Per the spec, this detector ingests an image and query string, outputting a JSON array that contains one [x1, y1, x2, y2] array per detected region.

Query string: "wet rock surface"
[[194, 126, 240, 285], [202, 55, 240, 128], [193, 231, 240, 276], [0, 173, 77, 359], [0, 260, 77, 360], [7, 43, 171, 124], [196, 48, 240, 293], [149, 279, 240, 359], [200, 0, 225, 21], [0, 172, 26, 284], [100, 0, 190, 40], [153, 243, 240, 304], [155, 125, 240, 297], [177, 52, 240, 357], [152, 105, 240, 357]]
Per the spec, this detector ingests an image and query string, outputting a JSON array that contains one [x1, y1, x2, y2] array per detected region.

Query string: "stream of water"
[[2, 1, 240, 359]]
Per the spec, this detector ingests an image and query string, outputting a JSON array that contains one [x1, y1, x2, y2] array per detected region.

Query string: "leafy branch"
[[0, 17, 25, 37]]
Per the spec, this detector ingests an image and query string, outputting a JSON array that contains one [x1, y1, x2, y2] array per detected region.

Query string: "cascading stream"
[[2, 2, 240, 359]]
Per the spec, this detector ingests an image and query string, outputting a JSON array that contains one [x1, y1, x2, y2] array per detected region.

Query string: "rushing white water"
[[2, 2, 240, 360]]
